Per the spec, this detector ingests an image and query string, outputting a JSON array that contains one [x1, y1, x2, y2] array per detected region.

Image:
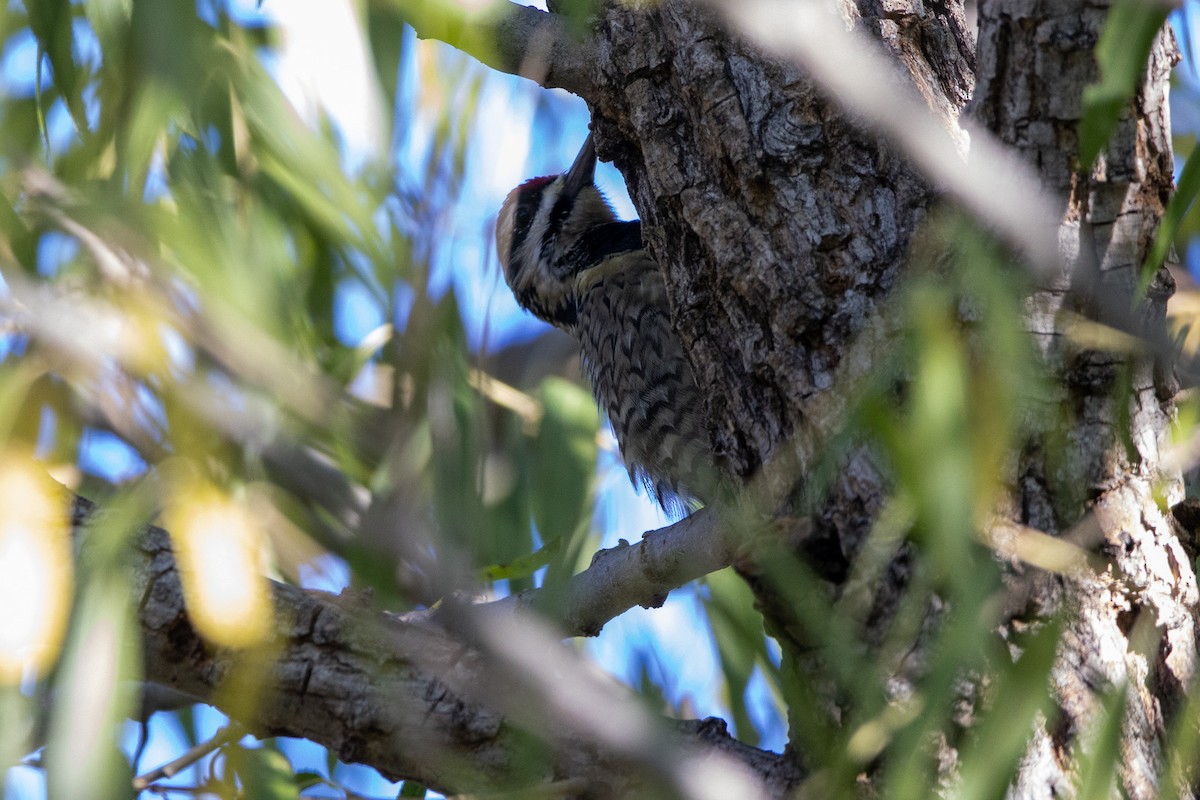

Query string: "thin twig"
[[132, 721, 246, 791]]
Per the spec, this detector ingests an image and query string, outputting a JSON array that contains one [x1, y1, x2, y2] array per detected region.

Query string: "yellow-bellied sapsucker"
[[495, 134, 718, 511]]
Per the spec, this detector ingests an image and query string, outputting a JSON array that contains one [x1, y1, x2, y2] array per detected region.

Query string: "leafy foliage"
[[0, 0, 597, 795]]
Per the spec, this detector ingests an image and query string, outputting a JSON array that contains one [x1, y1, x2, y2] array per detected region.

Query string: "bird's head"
[[495, 134, 616, 327]]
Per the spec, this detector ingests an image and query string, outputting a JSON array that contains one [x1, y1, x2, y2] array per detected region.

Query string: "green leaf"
[[367, 6, 407, 138], [82, 0, 130, 66], [428, 304, 533, 569], [45, 572, 140, 799], [954, 621, 1061, 800], [0, 189, 36, 271], [0, 687, 36, 779], [480, 536, 561, 582], [1078, 0, 1168, 169], [704, 568, 768, 746], [530, 377, 598, 582], [399, 779, 430, 797], [1074, 683, 1127, 800], [229, 745, 300, 800], [292, 770, 326, 792], [25, 0, 88, 132], [1142, 138, 1200, 286]]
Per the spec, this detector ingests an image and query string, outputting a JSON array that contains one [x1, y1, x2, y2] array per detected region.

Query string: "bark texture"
[[575, 0, 975, 764], [587, 3, 949, 483], [970, 4, 1196, 797], [568, 0, 1196, 795], [113, 490, 803, 797]]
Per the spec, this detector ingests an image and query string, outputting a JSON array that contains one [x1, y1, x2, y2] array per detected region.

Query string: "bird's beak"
[[561, 133, 597, 198]]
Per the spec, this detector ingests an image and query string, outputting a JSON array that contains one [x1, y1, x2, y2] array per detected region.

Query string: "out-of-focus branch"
[[132, 722, 246, 791], [386, 1, 598, 99], [472, 509, 809, 637], [0, 277, 372, 533], [95, 495, 801, 797]]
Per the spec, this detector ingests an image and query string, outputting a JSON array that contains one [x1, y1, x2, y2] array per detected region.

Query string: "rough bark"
[[110, 491, 804, 797], [404, 0, 1200, 795], [567, 0, 973, 765], [586, 2, 951, 483], [970, 4, 1196, 797]]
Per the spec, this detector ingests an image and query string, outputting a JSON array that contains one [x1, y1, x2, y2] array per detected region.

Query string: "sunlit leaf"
[[0, 456, 72, 682], [164, 469, 273, 649], [229, 744, 300, 800], [44, 545, 140, 800], [480, 536, 559, 581]]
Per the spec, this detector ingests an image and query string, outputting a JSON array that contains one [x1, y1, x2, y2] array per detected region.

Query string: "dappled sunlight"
[[0, 457, 72, 683], [165, 476, 272, 649]]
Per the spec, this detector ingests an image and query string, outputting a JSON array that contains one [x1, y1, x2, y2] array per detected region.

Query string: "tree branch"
[[92, 495, 802, 796], [472, 508, 810, 637], [394, 1, 598, 99]]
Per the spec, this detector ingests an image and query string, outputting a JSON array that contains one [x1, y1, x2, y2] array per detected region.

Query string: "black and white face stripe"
[[500, 175, 555, 286], [493, 135, 619, 330], [496, 174, 580, 327]]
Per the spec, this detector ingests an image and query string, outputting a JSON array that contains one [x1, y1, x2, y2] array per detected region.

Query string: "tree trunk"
[[571, 0, 1196, 796], [970, 4, 1195, 796]]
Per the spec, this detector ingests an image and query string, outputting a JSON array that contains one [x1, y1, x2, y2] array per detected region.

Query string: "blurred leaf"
[[400, 779, 430, 797], [129, 0, 211, 94], [553, 0, 602, 38], [378, 0, 508, 76], [81, 0, 130, 67], [1157, 668, 1200, 799], [44, 566, 139, 798], [704, 568, 767, 746], [1074, 683, 1127, 800], [121, 81, 183, 196], [428, 300, 532, 570], [480, 536, 560, 581], [1144, 135, 1200, 283], [953, 620, 1060, 800], [228, 744, 300, 800], [164, 471, 274, 650], [24, 0, 88, 131], [367, 6, 407, 136], [292, 769, 325, 791], [0, 189, 36, 271], [532, 377, 597, 582], [1079, 0, 1168, 169], [0, 686, 36, 777], [0, 458, 74, 682]]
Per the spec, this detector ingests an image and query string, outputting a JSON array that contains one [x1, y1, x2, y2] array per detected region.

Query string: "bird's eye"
[[515, 207, 532, 229]]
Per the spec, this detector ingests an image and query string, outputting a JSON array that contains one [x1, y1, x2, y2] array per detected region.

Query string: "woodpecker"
[[495, 134, 719, 511]]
